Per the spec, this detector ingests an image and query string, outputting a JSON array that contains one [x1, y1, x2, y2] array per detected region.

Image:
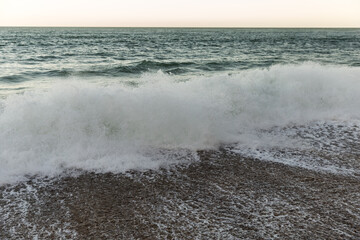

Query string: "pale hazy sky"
[[0, 0, 359, 27]]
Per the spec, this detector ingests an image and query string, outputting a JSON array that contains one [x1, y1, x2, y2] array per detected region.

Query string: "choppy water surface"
[[1, 28, 360, 239], [1, 28, 360, 82]]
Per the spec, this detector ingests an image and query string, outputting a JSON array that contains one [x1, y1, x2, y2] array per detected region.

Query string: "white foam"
[[231, 120, 360, 175], [1, 63, 360, 184]]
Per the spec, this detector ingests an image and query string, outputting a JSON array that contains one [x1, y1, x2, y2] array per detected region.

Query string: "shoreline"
[[1, 150, 360, 239]]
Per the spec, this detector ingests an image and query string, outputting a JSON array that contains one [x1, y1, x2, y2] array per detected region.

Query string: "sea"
[[1, 28, 360, 239]]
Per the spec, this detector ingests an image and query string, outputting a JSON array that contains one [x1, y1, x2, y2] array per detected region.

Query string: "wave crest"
[[1, 64, 360, 184]]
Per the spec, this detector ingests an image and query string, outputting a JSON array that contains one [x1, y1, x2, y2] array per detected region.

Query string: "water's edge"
[[1, 150, 359, 239]]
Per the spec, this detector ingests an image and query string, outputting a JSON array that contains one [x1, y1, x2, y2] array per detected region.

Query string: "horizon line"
[[0, 26, 360, 29]]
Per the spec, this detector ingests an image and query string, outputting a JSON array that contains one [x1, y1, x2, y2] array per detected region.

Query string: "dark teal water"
[[1, 28, 360, 82], [2, 28, 360, 239], [1, 27, 360, 185]]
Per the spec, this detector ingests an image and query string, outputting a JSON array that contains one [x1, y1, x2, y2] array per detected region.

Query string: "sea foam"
[[1, 64, 360, 184]]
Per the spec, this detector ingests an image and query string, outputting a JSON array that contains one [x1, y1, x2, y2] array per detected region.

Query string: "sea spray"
[[1, 64, 360, 184]]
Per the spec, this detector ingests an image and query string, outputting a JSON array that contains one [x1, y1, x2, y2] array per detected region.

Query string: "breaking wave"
[[1, 64, 360, 184]]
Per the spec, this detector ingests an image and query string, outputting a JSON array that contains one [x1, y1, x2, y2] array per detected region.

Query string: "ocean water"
[[1, 28, 360, 184], [2, 28, 360, 239]]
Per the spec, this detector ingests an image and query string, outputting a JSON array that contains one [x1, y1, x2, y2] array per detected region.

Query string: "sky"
[[0, 0, 360, 27]]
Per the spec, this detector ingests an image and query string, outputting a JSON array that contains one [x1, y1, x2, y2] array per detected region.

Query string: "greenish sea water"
[[1, 28, 360, 183], [1, 28, 360, 240]]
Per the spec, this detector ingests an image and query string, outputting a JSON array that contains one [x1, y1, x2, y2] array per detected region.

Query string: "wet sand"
[[1, 150, 360, 239]]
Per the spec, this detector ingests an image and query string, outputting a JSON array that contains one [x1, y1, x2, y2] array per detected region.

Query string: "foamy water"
[[2, 28, 360, 239], [1, 64, 360, 184]]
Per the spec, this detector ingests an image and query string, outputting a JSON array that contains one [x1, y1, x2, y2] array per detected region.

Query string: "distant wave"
[[0, 61, 196, 82], [0, 75, 28, 83], [0, 60, 270, 82], [1, 63, 360, 184], [107, 60, 196, 74]]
